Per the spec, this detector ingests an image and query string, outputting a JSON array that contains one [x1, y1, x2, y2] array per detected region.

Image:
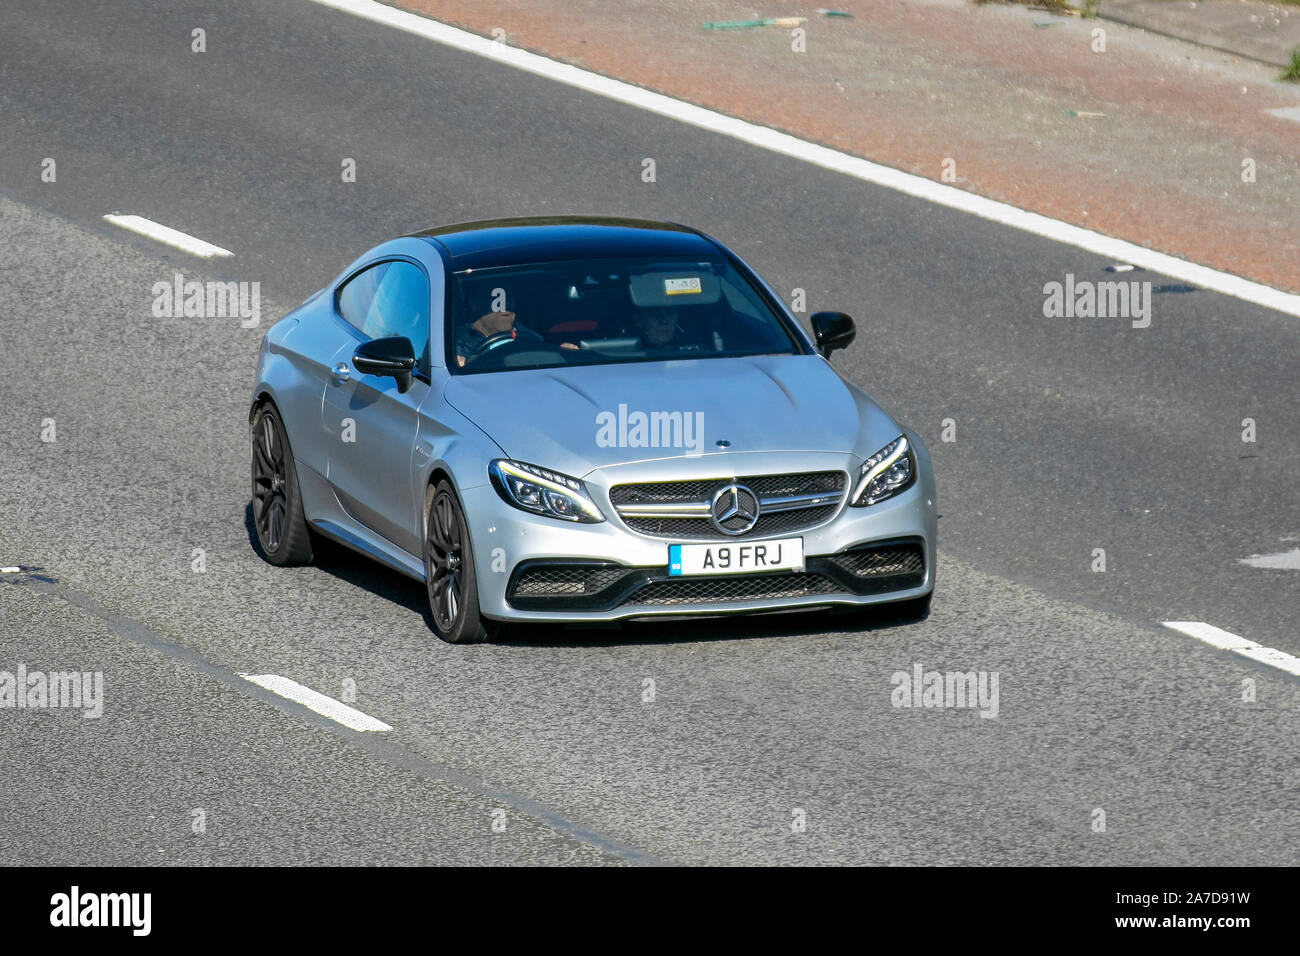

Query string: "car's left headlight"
[[489, 460, 605, 523], [850, 435, 915, 506]]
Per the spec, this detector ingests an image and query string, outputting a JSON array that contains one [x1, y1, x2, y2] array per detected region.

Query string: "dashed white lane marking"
[[1265, 107, 1300, 125], [1163, 622, 1300, 677], [1238, 548, 1300, 570], [307, 0, 1300, 319], [102, 214, 233, 258], [240, 674, 393, 731]]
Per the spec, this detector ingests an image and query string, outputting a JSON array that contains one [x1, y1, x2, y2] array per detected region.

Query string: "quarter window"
[[337, 260, 432, 371], [337, 262, 387, 331]]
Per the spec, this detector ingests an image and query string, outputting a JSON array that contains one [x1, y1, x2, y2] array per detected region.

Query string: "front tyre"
[[250, 404, 314, 566], [424, 480, 504, 644]]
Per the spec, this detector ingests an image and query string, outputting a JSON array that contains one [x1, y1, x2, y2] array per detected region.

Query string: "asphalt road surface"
[[0, 0, 1296, 866]]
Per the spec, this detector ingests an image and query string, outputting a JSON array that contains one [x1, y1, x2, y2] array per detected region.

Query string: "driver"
[[454, 287, 545, 367], [455, 310, 526, 367], [455, 285, 587, 366]]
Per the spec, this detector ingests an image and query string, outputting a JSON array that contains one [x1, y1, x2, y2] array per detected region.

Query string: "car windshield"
[[446, 256, 803, 373]]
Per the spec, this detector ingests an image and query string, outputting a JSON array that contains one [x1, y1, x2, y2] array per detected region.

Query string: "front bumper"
[[459, 447, 936, 623], [508, 537, 925, 612]]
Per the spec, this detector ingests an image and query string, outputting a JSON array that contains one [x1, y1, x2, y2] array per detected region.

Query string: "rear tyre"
[[423, 480, 506, 644], [250, 404, 314, 566]]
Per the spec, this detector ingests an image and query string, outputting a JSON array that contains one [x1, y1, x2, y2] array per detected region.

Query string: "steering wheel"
[[467, 330, 517, 359]]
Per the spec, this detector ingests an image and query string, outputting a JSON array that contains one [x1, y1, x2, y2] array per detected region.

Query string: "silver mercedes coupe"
[[249, 217, 936, 643]]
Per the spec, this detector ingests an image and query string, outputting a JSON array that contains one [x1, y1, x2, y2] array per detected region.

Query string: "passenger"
[[634, 305, 689, 352]]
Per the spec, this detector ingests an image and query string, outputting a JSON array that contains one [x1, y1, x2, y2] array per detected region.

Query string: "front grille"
[[609, 479, 719, 505], [610, 471, 847, 540], [622, 505, 839, 540], [609, 471, 845, 506], [630, 573, 839, 606]]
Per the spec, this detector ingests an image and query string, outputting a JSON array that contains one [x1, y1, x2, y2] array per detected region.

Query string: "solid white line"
[[240, 673, 393, 731], [1162, 622, 1300, 677], [103, 214, 233, 258], [307, 0, 1300, 318]]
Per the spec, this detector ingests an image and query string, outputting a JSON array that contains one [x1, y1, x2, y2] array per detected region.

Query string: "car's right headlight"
[[849, 435, 915, 506], [489, 460, 605, 523]]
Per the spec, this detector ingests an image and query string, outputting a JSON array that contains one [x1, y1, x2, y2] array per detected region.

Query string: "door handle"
[[331, 362, 350, 382]]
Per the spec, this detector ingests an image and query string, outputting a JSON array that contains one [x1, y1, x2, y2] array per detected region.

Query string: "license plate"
[[668, 538, 804, 576]]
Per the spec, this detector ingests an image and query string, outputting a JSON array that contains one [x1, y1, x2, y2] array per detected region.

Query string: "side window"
[[361, 262, 430, 362], [337, 262, 388, 331]]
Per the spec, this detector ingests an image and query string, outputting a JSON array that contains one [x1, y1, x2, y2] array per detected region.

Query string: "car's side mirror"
[[811, 311, 856, 358], [353, 336, 416, 392]]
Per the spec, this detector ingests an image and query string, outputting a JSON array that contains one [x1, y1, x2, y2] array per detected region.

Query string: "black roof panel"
[[411, 216, 721, 270]]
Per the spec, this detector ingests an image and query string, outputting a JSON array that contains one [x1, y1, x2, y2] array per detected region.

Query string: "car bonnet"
[[442, 353, 900, 478]]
